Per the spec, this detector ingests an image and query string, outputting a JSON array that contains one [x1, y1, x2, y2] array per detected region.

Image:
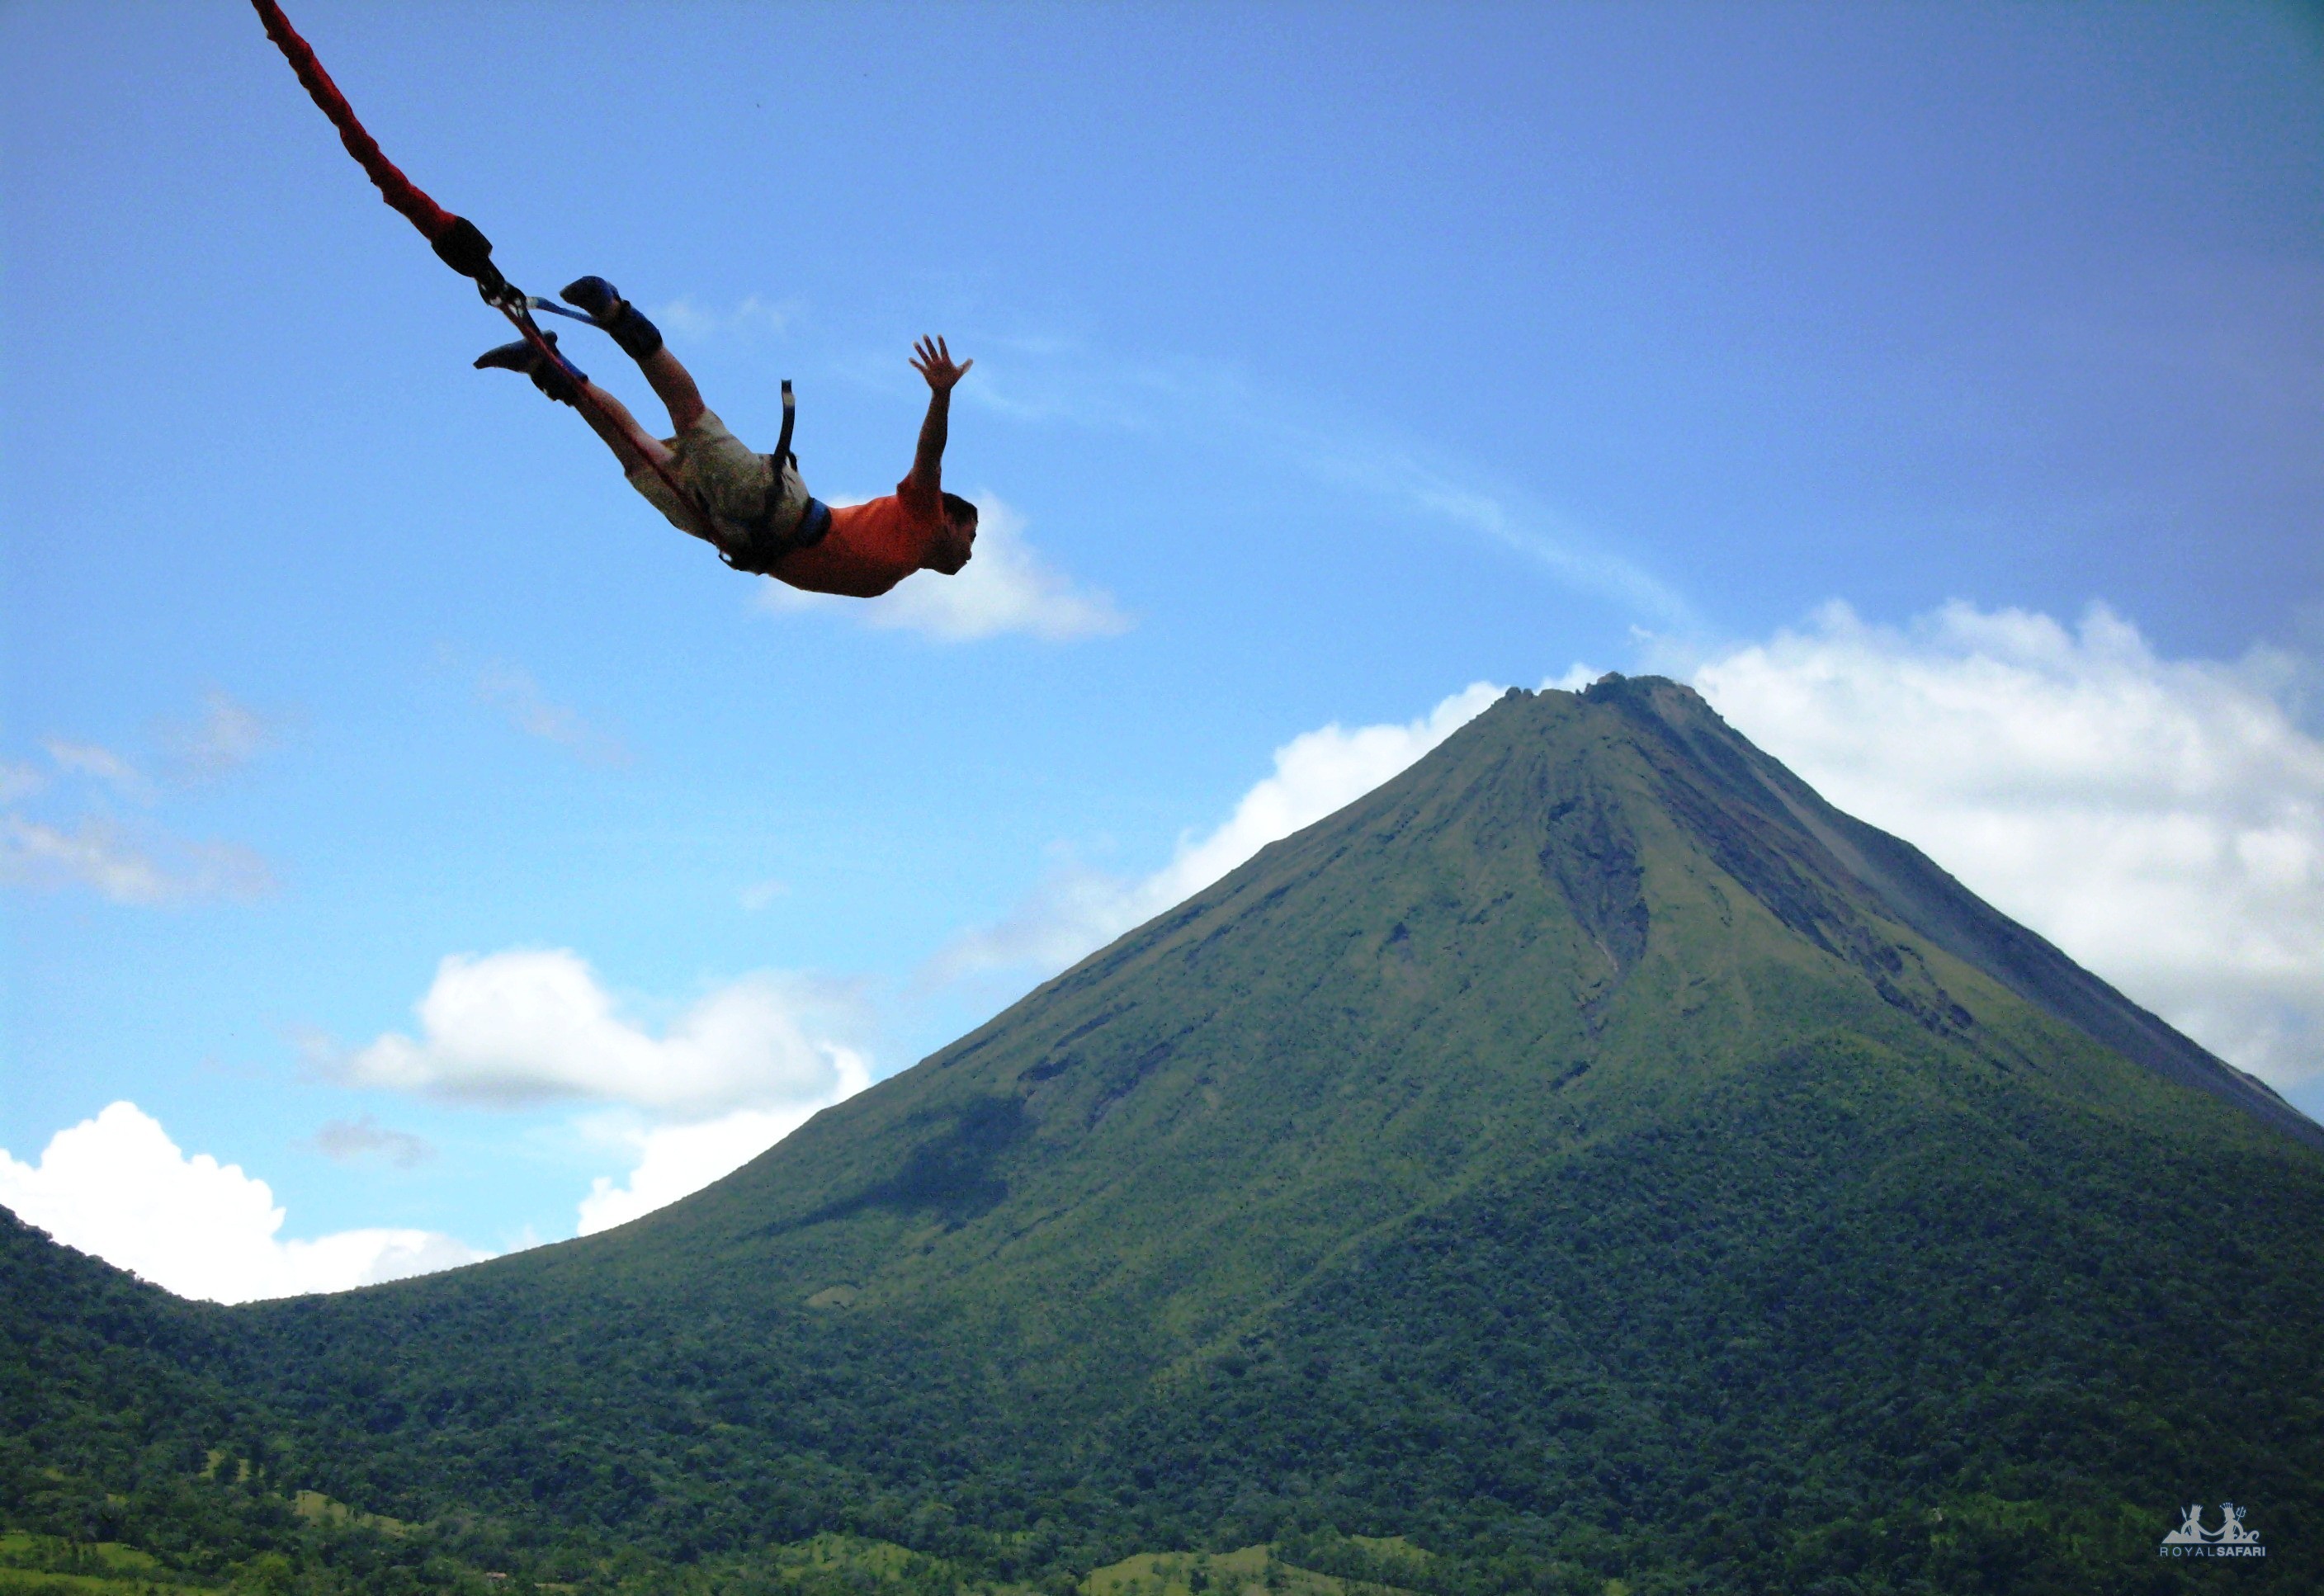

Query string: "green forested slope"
[[0, 1205, 244, 1546], [9, 679, 2322, 1593]]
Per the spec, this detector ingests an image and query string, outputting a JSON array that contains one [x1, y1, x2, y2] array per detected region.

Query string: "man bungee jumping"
[[475, 276, 977, 595]]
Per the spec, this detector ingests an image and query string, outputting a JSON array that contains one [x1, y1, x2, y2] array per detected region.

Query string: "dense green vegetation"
[[10, 679, 2322, 1592]]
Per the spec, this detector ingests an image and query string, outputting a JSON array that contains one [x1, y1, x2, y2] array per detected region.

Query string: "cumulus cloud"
[[160, 689, 281, 783], [308, 1114, 437, 1169], [0, 1102, 486, 1304], [0, 815, 273, 904], [575, 1052, 872, 1235], [330, 950, 873, 1231], [758, 494, 1129, 642], [938, 681, 1504, 980], [473, 662, 631, 767], [338, 950, 861, 1120], [1693, 602, 2324, 1089]]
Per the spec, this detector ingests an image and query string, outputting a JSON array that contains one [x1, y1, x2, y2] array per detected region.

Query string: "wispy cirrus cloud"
[[824, 328, 1684, 625], [466, 659, 633, 767], [951, 339, 1692, 626], [159, 690, 285, 785], [41, 738, 152, 801], [1, 815, 273, 904], [4, 692, 281, 907]]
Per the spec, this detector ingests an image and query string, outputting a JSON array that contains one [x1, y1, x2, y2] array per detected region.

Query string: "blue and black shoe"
[[474, 331, 583, 404], [561, 276, 664, 361]]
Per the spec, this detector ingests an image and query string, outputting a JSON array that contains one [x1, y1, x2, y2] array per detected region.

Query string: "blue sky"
[[5, 2, 2321, 1299]]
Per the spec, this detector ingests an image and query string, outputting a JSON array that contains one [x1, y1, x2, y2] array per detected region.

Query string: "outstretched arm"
[[906, 336, 971, 493]]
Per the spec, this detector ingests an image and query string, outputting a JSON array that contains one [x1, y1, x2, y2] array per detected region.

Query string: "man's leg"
[[571, 380, 673, 478], [475, 333, 670, 477], [560, 276, 705, 435], [635, 347, 707, 437]]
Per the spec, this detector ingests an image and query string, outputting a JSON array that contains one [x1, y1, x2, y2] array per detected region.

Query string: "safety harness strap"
[[773, 380, 797, 471], [719, 383, 832, 574]]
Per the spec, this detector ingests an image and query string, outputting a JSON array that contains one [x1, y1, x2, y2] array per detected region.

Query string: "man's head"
[[928, 491, 978, 574]]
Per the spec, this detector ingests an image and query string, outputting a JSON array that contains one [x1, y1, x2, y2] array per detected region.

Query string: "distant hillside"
[[9, 678, 2322, 1594], [2, 1205, 227, 1517]]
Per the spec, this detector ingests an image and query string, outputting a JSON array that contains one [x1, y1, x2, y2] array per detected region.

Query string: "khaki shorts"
[[626, 408, 807, 542]]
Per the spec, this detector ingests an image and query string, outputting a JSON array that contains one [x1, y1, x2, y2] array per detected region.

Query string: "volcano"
[[9, 677, 2323, 1592]]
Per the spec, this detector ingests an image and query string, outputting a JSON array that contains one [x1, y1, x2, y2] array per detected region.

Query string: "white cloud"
[[1693, 602, 2324, 1088], [474, 663, 631, 767], [340, 950, 861, 1119], [758, 493, 1129, 642], [43, 739, 151, 800], [938, 681, 1504, 980], [160, 689, 280, 783], [0, 815, 273, 904], [575, 1051, 872, 1235], [328, 948, 875, 1235], [6, 697, 278, 903], [0, 1102, 486, 1304]]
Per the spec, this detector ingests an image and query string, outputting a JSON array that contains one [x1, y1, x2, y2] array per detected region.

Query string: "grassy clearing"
[[1082, 1543, 1416, 1595], [0, 1533, 201, 1594], [287, 1491, 405, 1536]]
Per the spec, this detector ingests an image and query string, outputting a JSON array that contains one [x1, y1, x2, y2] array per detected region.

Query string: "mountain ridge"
[[1584, 677, 2312, 1145]]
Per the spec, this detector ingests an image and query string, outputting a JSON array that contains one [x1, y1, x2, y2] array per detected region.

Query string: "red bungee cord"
[[248, 0, 718, 545]]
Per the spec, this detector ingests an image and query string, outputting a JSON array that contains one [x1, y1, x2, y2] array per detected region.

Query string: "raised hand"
[[909, 335, 972, 393]]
